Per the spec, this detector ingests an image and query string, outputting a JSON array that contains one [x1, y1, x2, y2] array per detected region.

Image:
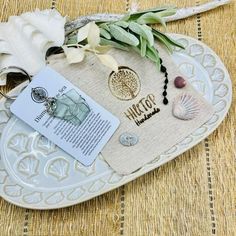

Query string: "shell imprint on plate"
[[172, 94, 200, 120]]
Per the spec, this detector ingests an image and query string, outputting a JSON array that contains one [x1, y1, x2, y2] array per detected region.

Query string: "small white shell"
[[172, 94, 200, 120]]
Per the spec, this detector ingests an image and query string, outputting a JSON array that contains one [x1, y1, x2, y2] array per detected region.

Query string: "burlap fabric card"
[[49, 45, 214, 175]]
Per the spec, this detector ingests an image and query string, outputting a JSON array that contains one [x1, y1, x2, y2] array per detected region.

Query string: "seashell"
[[211, 68, 224, 82], [0, 123, 6, 136], [0, 9, 65, 85], [8, 133, 29, 154], [214, 100, 227, 113], [17, 155, 39, 178], [179, 137, 193, 146], [88, 179, 106, 193], [148, 156, 161, 164], [174, 38, 189, 51], [192, 126, 208, 136], [0, 169, 8, 184], [23, 192, 42, 204], [108, 173, 123, 184], [4, 184, 22, 197], [74, 160, 96, 176], [189, 44, 204, 57], [0, 110, 10, 123], [4, 99, 13, 114], [205, 114, 219, 125], [47, 158, 69, 181], [45, 192, 64, 205], [67, 187, 85, 201], [35, 135, 57, 155], [164, 146, 177, 155], [179, 63, 195, 78], [191, 80, 206, 96], [172, 94, 200, 120], [202, 54, 216, 67], [214, 84, 228, 98], [0, 110, 10, 136]]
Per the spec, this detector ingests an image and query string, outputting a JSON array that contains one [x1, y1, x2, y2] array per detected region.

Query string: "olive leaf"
[[158, 8, 177, 17], [145, 48, 157, 62], [120, 13, 131, 21], [100, 28, 111, 39], [132, 42, 161, 71], [99, 23, 110, 31], [140, 36, 147, 57], [109, 24, 139, 46], [146, 44, 161, 71], [129, 22, 154, 46], [96, 54, 118, 72], [137, 12, 166, 28], [64, 6, 186, 74], [152, 28, 185, 49], [124, 6, 170, 21], [115, 21, 129, 28], [100, 38, 129, 51], [152, 32, 173, 53]]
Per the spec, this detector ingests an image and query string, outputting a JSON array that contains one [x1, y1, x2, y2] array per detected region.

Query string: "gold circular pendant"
[[108, 66, 141, 101]]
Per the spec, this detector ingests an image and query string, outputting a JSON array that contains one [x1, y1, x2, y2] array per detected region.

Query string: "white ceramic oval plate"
[[0, 34, 232, 209]]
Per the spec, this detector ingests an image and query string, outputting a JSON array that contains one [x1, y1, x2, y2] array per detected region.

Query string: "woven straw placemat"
[[0, 0, 235, 235]]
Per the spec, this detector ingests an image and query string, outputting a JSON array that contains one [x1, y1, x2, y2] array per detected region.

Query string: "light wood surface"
[[0, 0, 235, 235]]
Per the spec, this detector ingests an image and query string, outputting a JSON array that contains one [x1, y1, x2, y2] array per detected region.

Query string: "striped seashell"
[[172, 94, 200, 120]]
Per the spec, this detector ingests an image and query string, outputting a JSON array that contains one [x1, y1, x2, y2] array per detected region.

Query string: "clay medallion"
[[108, 66, 141, 101]]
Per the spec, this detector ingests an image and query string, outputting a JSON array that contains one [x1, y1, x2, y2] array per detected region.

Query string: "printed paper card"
[[10, 66, 120, 166]]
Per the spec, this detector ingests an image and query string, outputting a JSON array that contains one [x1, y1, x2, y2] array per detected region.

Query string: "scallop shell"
[[88, 180, 106, 193], [172, 94, 200, 120], [74, 160, 96, 176], [47, 158, 69, 181], [45, 192, 64, 205], [17, 155, 39, 178], [4, 184, 22, 197], [67, 187, 85, 201], [0, 170, 8, 184], [35, 135, 57, 155], [23, 192, 42, 204], [0, 9, 65, 85], [7, 133, 29, 154]]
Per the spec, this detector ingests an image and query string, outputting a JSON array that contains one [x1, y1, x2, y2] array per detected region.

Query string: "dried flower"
[[64, 22, 119, 72]]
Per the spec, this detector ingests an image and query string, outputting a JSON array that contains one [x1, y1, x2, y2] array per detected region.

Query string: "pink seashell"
[[172, 94, 200, 120]]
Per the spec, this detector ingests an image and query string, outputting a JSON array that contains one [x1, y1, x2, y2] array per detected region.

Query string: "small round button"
[[119, 133, 139, 147]]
